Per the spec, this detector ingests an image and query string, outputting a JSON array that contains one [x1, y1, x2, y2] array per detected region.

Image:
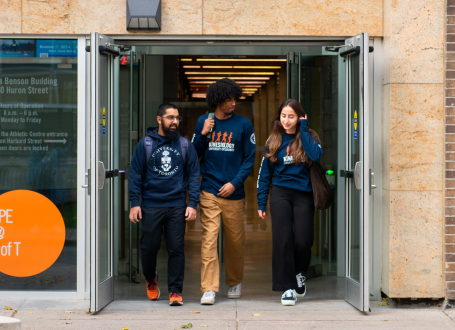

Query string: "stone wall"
[[0, 0, 382, 36], [382, 0, 445, 298]]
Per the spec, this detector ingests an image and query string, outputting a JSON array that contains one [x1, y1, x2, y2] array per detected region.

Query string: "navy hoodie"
[[129, 127, 200, 209], [192, 113, 256, 200], [257, 119, 323, 212]]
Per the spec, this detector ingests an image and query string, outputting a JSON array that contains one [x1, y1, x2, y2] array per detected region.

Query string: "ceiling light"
[[187, 77, 270, 80], [233, 66, 282, 69], [180, 58, 192, 61], [190, 81, 267, 84], [238, 85, 262, 88], [192, 94, 206, 98], [196, 59, 286, 62], [183, 65, 201, 68], [239, 97, 246, 99], [185, 72, 274, 75]]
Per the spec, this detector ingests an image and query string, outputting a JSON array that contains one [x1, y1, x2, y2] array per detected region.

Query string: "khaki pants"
[[200, 190, 245, 293]]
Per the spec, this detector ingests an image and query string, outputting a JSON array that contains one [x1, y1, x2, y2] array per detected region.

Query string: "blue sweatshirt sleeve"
[[300, 119, 323, 162], [128, 139, 146, 208], [185, 141, 201, 209], [257, 148, 274, 212], [230, 122, 256, 189], [192, 116, 208, 158]]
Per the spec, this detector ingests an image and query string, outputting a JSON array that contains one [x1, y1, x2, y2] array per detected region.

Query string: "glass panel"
[[349, 54, 360, 282], [99, 54, 111, 283], [0, 39, 78, 291]]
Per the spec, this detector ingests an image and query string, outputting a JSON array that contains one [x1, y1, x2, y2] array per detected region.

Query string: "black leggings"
[[269, 185, 315, 292]]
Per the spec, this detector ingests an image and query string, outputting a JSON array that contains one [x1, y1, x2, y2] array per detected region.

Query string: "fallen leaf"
[[382, 320, 389, 321], [56, 323, 60, 325], [200, 326, 208, 327], [5, 306, 13, 310], [122, 328, 129, 330], [190, 311, 201, 314], [181, 323, 193, 329], [66, 322, 72, 324], [85, 311, 91, 314], [252, 313, 261, 317], [378, 302, 389, 306], [64, 311, 74, 314], [29, 312, 33, 314]]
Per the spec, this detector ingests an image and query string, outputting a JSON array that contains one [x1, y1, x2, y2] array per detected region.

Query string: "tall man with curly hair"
[[192, 78, 256, 305]]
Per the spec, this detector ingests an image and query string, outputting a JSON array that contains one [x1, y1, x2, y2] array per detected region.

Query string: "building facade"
[[0, 0, 448, 310]]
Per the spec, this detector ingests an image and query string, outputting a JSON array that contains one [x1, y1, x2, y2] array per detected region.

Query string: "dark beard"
[[162, 124, 179, 140]]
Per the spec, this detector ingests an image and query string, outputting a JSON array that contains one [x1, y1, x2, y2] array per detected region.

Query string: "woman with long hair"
[[257, 99, 323, 306]]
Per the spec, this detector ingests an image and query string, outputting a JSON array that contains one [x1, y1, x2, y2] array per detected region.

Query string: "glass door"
[[342, 33, 370, 312], [89, 32, 119, 312]]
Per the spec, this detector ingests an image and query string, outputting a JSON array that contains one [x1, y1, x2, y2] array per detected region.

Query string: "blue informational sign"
[[0, 39, 35, 57], [36, 40, 77, 58]]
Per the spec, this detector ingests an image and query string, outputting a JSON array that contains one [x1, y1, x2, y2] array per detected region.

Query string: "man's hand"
[[201, 117, 215, 135], [258, 210, 266, 219], [185, 207, 197, 221], [129, 206, 142, 223], [218, 182, 235, 198]]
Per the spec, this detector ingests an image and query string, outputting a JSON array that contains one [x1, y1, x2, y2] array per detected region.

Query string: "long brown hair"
[[266, 99, 311, 166]]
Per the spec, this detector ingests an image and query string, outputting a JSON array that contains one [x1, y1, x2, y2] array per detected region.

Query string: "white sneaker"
[[227, 283, 242, 299], [281, 289, 297, 306], [201, 290, 216, 305]]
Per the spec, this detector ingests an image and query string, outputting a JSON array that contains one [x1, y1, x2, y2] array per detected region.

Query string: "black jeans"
[[269, 185, 315, 292], [141, 206, 186, 293]]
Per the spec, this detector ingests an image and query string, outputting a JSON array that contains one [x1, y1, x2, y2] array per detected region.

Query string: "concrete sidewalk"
[[1, 299, 455, 330]]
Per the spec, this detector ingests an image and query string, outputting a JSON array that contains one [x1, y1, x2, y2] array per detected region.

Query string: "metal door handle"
[[105, 169, 119, 179], [82, 185, 89, 188], [340, 170, 354, 178]]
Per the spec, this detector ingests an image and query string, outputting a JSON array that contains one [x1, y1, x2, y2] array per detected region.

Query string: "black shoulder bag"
[[308, 131, 333, 210]]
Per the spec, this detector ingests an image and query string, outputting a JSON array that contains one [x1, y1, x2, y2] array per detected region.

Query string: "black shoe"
[[295, 273, 306, 297]]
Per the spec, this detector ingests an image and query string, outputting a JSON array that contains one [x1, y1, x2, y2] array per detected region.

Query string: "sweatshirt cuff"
[[230, 179, 241, 189], [188, 202, 198, 210], [130, 199, 140, 208], [258, 204, 267, 212], [300, 119, 309, 132]]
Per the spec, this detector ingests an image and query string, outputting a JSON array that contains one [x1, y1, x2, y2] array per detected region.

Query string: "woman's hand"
[[258, 210, 266, 219], [299, 114, 307, 121]]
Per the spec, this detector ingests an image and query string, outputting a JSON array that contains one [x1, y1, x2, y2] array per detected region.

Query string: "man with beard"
[[129, 103, 200, 306]]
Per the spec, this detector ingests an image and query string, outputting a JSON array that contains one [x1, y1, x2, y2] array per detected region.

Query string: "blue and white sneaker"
[[295, 273, 306, 297], [281, 289, 297, 306]]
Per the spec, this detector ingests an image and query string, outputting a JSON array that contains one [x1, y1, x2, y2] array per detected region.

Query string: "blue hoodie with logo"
[[192, 113, 256, 200], [129, 127, 200, 209], [257, 119, 323, 212]]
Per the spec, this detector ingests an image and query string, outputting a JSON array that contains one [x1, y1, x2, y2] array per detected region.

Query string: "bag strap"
[[144, 136, 154, 167], [179, 136, 188, 169]]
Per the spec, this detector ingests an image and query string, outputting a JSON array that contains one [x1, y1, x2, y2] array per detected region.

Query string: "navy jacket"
[[129, 127, 200, 209], [192, 113, 256, 200], [257, 119, 323, 212]]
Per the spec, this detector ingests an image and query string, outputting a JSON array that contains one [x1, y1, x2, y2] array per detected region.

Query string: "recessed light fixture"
[[183, 65, 201, 68], [180, 58, 192, 61], [187, 77, 270, 80], [185, 72, 274, 75], [196, 59, 286, 62]]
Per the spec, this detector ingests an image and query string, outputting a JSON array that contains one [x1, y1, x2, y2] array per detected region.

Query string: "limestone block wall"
[[382, 0, 445, 298], [0, 0, 383, 36]]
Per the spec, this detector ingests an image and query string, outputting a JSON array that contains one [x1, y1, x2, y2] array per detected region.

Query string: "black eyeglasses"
[[161, 115, 182, 122]]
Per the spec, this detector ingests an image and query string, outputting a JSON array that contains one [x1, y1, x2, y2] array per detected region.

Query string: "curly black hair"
[[205, 78, 243, 108]]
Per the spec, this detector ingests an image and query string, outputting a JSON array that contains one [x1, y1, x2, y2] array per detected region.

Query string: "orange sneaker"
[[169, 292, 183, 306], [146, 274, 160, 301]]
